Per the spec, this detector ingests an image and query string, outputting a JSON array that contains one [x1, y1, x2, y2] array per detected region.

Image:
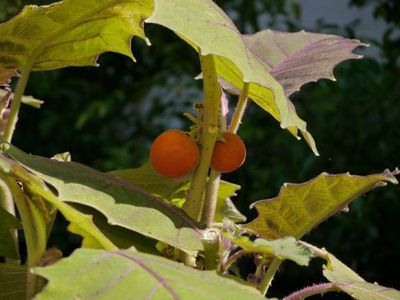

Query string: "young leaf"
[[1, 144, 204, 253], [0, 0, 153, 71], [228, 235, 313, 266], [215, 181, 246, 223], [242, 170, 399, 240], [0, 207, 21, 259], [244, 30, 365, 97], [323, 252, 400, 299], [34, 248, 265, 300], [0, 263, 26, 300], [147, 0, 317, 153]]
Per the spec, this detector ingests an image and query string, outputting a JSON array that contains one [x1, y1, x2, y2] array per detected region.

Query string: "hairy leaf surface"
[[0, 207, 20, 259], [244, 30, 364, 97], [0, 263, 26, 300], [323, 250, 400, 299], [147, 0, 317, 153], [243, 170, 399, 239], [1, 144, 204, 253], [0, 0, 153, 71], [34, 248, 265, 300]]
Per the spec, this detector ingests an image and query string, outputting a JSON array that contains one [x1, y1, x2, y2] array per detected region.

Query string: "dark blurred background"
[[1, 0, 399, 298]]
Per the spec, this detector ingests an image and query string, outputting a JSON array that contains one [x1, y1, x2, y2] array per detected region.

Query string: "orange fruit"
[[150, 129, 200, 178], [210, 132, 246, 173]]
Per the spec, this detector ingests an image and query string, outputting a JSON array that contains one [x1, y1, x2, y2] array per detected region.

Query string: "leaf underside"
[[244, 29, 365, 97], [1, 144, 204, 253], [147, 0, 318, 153], [34, 248, 265, 300], [242, 170, 399, 240]]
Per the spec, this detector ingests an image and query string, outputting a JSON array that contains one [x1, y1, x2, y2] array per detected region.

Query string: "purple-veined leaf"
[[244, 29, 365, 97], [242, 170, 399, 240], [147, 0, 318, 154], [34, 248, 266, 300]]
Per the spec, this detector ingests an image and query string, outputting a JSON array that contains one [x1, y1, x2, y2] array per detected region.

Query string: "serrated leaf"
[[242, 170, 399, 240], [216, 182, 246, 223], [0, 207, 20, 259], [0, 0, 153, 71], [1, 144, 204, 253], [0, 263, 26, 300], [321, 250, 400, 299], [228, 235, 312, 266], [244, 30, 365, 97], [147, 0, 317, 153], [34, 248, 265, 300]]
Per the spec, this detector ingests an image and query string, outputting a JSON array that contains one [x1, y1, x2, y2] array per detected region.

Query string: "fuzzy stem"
[[283, 283, 339, 300], [184, 55, 221, 221], [259, 258, 281, 296], [3, 65, 32, 143], [228, 83, 249, 134], [201, 170, 220, 226]]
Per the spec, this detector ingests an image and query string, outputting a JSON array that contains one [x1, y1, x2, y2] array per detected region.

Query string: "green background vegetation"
[[2, 0, 399, 298]]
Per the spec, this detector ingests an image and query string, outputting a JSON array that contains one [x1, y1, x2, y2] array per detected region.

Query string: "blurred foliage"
[[1, 0, 399, 298]]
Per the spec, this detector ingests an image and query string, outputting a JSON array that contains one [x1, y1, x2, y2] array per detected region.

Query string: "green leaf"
[[323, 253, 400, 299], [1, 144, 204, 253], [242, 169, 399, 240], [228, 235, 313, 266], [244, 30, 365, 97], [0, 263, 26, 300], [34, 248, 265, 300], [0, 0, 153, 71], [215, 181, 246, 223], [147, 0, 317, 153], [109, 163, 188, 206], [0, 206, 20, 259]]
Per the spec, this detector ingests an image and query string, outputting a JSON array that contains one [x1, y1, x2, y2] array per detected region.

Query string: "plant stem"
[[283, 283, 339, 300], [259, 258, 282, 296], [184, 55, 221, 221], [4, 176, 47, 299], [3, 65, 32, 143], [220, 250, 245, 273], [228, 83, 249, 134]]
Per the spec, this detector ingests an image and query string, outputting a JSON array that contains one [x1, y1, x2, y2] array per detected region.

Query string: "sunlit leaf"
[[242, 170, 399, 240], [147, 0, 317, 153], [0, 0, 153, 71], [1, 144, 204, 253], [215, 182, 246, 223], [34, 248, 265, 300], [0, 206, 20, 259], [323, 252, 400, 299], [244, 30, 365, 97], [228, 235, 312, 266], [0, 263, 26, 300]]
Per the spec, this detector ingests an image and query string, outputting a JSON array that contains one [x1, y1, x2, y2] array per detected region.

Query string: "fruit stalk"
[[184, 54, 221, 221]]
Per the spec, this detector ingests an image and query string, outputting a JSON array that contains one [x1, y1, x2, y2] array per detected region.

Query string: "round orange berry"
[[210, 132, 246, 173], [150, 129, 200, 178]]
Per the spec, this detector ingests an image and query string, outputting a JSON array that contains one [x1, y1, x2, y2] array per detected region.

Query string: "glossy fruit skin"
[[150, 129, 200, 178], [210, 132, 246, 173]]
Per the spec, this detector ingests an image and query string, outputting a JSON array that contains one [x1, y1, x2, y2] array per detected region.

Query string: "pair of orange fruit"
[[150, 129, 246, 178]]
